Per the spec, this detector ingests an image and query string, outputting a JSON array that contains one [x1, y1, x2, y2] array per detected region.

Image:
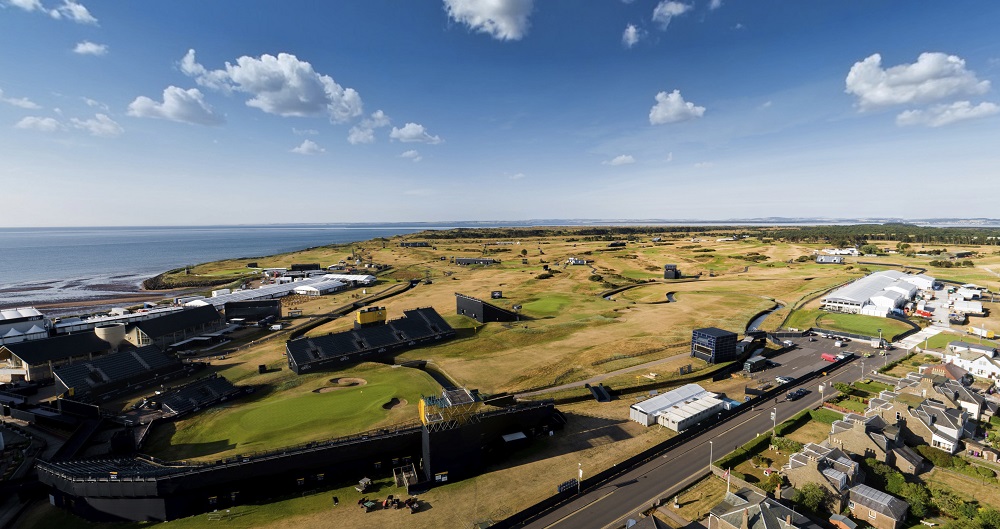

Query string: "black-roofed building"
[[399, 241, 430, 247], [223, 300, 281, 322], [663, 264, 681, 279], [691, 327, 738, 363], [0, 332, 112, 382], [709, 488, 820, 529], [455, 293, 519, 323], [455, 258, 499, 266], [124, 305, 223, 350], [286, 308, 455, 374], [848, 484, 909, 529]]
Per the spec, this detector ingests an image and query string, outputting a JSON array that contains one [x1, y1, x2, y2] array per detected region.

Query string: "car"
[[775, 376, 794, 385], [786, 388, 808, 401]]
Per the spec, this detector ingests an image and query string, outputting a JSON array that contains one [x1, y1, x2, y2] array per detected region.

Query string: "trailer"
[[744, 356, 768, 373], [969, 326, 996, 339]]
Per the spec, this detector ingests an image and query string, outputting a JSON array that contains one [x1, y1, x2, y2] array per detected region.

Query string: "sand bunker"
[[382, 397, 407, 410], [313, 378, 368, 393]]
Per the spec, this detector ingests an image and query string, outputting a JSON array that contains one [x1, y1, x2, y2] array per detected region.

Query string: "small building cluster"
[[821, 270, 935, 317], [629, 384, 730, 432]]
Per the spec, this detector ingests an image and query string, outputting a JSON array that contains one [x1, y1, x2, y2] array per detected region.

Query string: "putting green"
[[145, 364, 440, 461]]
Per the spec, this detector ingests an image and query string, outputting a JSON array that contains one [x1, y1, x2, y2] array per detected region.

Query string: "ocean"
[[0, 225, 427, 308]]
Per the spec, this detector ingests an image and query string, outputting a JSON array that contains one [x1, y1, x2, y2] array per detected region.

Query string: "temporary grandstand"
[[54, 346, 183, 399], [821, 270, 932, 317], [455, 293, 520, 323], [154, 375, 243, 418], [286, 308, 455, 374]]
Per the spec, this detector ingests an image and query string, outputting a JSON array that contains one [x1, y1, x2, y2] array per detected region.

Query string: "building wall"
[[848, 504, 901, 529], [691, 330, 738, 364]]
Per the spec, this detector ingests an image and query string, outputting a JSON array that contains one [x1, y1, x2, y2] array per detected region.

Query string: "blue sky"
[[1, 1, 999, 226]]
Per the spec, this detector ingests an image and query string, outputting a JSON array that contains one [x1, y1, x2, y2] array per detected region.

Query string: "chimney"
[[741, 508, 750, 529], [786, 515, 792, 526]]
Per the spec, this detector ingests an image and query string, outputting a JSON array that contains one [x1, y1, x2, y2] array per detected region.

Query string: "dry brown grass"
[[670, 475, 728, 521]]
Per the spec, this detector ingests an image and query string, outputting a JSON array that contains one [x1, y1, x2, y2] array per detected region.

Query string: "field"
[[143, 362, 440, 461], [37, 229, 1000, 527]]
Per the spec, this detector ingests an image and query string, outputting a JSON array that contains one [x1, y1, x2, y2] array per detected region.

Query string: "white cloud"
[[733, 23, 744, 29], [293, 128, 318, 135], [509, 172, 526, 179], [0, 88, 40, 109], [709, 0, 722, 9], [652, 1, 691, 30], [14, 116, 64, 132], [127, 86, 224, 126], [400, 149, 422, 162], [49, 0, 96, 24], [604, 154, 635, 166], [649, 89, 705, 124], [694, 161, 714, 168], [291, 139, 325, 155], [73, 40, 108, 56], [390, 122, 443, 144], [443, 0, 534, 41], [347, 110, 391, 144], [845, 52, 990, 110], [70, 113, 123, 137], [760, 100, 772, 109], [622, 24, 643, 48], [896, 101, 999, 127], [6, 0, 43, 11], [83, 97, 108, 111], [665, 152, 673, 162], [180, 49, 363, 122]]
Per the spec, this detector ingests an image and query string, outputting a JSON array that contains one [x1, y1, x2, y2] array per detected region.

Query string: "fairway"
[[144, 363, 440, 461]]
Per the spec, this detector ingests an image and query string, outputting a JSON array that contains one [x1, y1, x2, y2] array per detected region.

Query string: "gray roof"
[[711, 489, 814, 529], [849, 484, 909, 520], [1, 332, 110, 365], [824, 270, 908, 304]]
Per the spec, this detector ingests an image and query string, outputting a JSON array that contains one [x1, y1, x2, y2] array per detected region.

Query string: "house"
[[868, 391, 969, 454], [919, 363, 970, 383], [124, 305, 224, 350], [847, 484, 909, 529], [895, 373, 984, 420], [625, 515, 670, 529], [709, 488, 819, 529], [566, 257, 589, 266], [829, 514, 858, 529], [816, 255, 844, 264], [944, 342, 1000, 380], [782, 443, 861, 511], [0, 332, 112, 382], [964, 438, 1000, 463], [629, 384, 724, 430]]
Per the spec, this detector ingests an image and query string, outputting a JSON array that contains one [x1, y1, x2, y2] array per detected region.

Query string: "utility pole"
[[709, 440, 713, 470]]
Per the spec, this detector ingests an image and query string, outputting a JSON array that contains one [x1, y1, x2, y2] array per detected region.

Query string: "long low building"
[[822, 270, 934, 317], [629, 383, 726, 431]]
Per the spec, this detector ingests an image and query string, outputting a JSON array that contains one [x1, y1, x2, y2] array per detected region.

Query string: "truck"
[[821, 353, 838, 362], [969, 326, 996, 339], [744, 356, 768, 373]]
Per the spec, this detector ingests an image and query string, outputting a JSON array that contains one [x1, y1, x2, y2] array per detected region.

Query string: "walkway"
[[894, 326, 945, 350]]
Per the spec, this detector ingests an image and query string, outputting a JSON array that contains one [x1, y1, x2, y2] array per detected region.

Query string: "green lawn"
[[925, 332, 999, 351], [143, 363, 440, 461], [521, 293, 574, 316], [782, 309, 912, 340]]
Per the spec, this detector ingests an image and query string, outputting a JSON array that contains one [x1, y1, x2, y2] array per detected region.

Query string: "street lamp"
[[878, 328, 883, 350], [819, 384, 825, 403], [859, 359, 865, 383], [771, 407, 777, 435], [577, 462, 582, 494], [709, 440, 714, 470]]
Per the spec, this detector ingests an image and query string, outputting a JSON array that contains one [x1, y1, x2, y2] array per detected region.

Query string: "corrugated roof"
[[130, 305, 221, 339], [1, 332, 110, 365], [631, 384, 713, 415], [849, 484, 909, 519]]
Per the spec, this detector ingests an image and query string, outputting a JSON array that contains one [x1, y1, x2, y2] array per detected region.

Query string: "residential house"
[[827, 413, 923, 474], [708, 488, 820, 529], [847, 484, 909, 529], [895, 373, 984, 421], [944, 342, 1000, 380], [868, 391, 969, 454], [919, 363, 970, 383], [782, 443, 861, 511]]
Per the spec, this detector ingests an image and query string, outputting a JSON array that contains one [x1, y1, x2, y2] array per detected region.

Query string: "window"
[[849, 501, 856, 509], [869, 510, 876, 519]]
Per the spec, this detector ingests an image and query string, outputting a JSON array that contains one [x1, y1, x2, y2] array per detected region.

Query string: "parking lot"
[[742, 333, 912, 398]]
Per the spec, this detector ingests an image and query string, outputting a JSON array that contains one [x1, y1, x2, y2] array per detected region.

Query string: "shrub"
[[536, 273, 554, 280]]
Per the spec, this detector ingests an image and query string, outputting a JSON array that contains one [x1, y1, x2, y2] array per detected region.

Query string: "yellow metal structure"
[[356, 306, 387, 326]]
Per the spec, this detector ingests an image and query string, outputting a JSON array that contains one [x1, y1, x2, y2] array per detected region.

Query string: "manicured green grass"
[[521, 293, 573, 316], [144, 364, 440, 461], [924, 332, 999, 351], [783, 309, 823, 331], [808, 408, 845, 424], [816, 312, 912, 340], [853, 380, 892, 394]]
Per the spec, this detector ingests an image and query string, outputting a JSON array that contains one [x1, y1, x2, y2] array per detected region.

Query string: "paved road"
[[522, 340, 910, 529]]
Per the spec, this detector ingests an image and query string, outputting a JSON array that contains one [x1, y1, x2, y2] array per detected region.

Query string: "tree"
[[833, 382, 852, 395], [898, 482, 931, 518], [794, 483, 828, 513], [860, 244, 881, 255], [979, 508, 1000, 529], [520, 249, 528, 257], [762, 473, 784, 494]]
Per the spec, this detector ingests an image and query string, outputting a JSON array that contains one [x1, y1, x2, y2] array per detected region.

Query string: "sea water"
[[0, 225, 427, 307]]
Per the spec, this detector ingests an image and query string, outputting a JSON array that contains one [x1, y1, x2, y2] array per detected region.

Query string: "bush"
[[916, 445, 955, 467], [589, 274, 603, 282], [536, 273, 554, 280]]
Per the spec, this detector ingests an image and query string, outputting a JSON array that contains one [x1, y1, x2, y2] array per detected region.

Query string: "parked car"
[[775, 376, 794, 385]]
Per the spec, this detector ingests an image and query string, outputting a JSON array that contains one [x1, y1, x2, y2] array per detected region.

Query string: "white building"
[[629, 384, 725, 431], [0, 308, 51, 346], [957, 288, 981, 300], [321, 274, 377, 286], [944, 342, 1000, 380], [821, 271, 932, 317], [823, 248, 860, 256], [953, 300, 984, 314], [292, 280, 346, 296], [906, 274, 936, 291]]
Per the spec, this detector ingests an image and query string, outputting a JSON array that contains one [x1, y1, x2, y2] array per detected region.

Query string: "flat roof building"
[[691, 327, 738, 364], [629, 384, 724, 431]]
